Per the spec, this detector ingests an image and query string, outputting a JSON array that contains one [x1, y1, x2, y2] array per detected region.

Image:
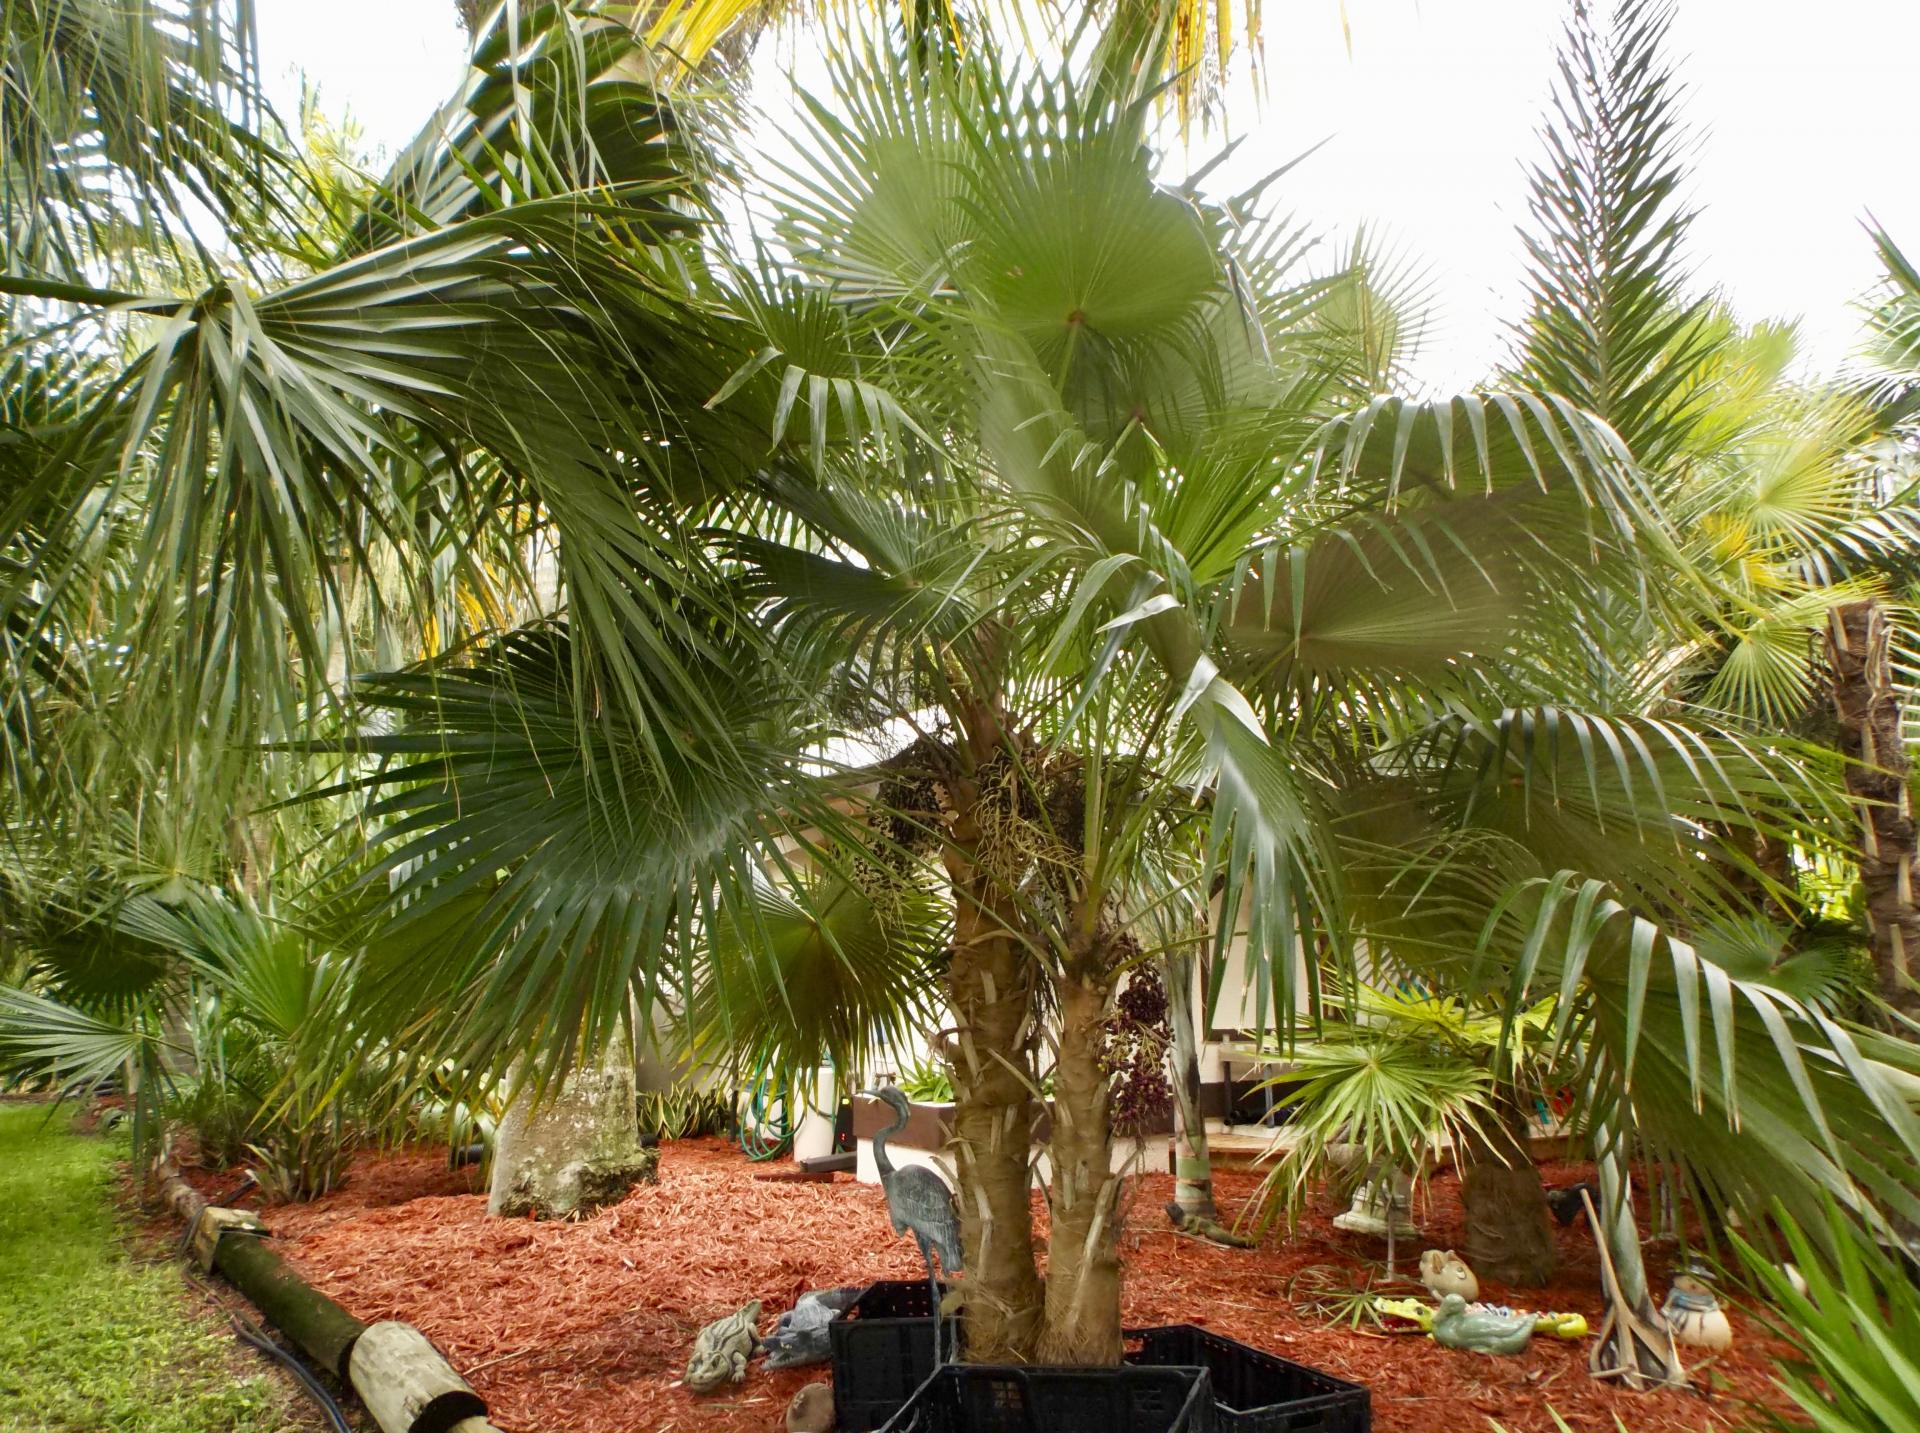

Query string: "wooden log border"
[[154, 1154, 508, 1433]]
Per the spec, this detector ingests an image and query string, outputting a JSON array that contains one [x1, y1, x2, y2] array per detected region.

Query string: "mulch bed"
[[175, 1138, 1803, 1433]]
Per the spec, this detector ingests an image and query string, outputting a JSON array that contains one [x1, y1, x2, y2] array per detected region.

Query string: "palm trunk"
[[941, 815, 1043, 1363], [1037, 965, 1124, 1365], [1458, 1090, 1556, 1287], [488, 1034, 655, 1219], [1591, 1117, 1684, 1388], [1164, 951, 1217, 1223], [1827, 599, 1920, 1016]]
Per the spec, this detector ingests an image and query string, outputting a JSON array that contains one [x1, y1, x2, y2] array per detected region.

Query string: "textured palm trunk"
[[1827, 599, 1920, 1016], [1458, 1091, 1556, 1287], [488, 1036, 655, 1219], [1590, 1117, 1684, 1388], [1165, 951, 1217, 1222], [1037, 967, 1124, 1365], [941, 840, 1043, 1363]]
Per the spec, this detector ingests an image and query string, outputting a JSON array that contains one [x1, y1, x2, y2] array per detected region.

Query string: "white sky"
[[255, 0, 1920, 390]]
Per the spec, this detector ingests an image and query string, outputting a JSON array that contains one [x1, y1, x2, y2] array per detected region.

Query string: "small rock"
[[494, 1147, 659, 1219], [786, 1382, 833, 1433]]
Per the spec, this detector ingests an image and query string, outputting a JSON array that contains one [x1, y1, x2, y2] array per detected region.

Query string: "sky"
[[254, 0, 1920, 390]]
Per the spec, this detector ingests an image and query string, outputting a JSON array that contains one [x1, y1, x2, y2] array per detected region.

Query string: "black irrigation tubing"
[[209, 1170, 259, 1207], [227, 1310, 354, 1433]]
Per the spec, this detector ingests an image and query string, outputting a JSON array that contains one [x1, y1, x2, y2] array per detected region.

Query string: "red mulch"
[[183, 1140, 1802, 1433]]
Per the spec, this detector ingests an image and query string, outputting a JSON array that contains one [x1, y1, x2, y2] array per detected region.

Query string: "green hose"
[[736, 1058, 794, 1161]]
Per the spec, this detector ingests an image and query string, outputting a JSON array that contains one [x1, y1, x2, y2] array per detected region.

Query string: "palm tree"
[[1472, 0, 1920, 1366], [5, 0, 1918, 1384], [327, 13, 1920, 1370]]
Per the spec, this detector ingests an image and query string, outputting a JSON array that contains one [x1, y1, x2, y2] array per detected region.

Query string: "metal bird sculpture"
[[862, 1085, 964, 1364]]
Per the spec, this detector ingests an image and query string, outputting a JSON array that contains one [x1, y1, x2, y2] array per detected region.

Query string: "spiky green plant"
[[1735, 1203, 1920, 1433]]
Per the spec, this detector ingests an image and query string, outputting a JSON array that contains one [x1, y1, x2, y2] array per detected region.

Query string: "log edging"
[[153, 1154, 509, 1433]]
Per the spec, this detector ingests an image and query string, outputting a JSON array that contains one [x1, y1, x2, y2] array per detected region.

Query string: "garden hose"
[[735, 1058, 795, 1161], [228, 1312, 353, 1433]]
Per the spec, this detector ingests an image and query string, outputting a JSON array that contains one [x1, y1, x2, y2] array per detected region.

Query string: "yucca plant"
[[1735, 1203, 1920, 1433]]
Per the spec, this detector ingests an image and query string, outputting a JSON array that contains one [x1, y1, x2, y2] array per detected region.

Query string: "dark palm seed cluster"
[[1102, 964, 1173, 1135]]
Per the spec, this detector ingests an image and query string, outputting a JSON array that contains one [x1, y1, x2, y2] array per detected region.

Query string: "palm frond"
[[0, 0, 297, 281], [1510, 0, 1724, 470], [333, 624, 836, 1087]]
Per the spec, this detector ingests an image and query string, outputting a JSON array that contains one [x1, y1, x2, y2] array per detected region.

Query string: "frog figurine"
[[1431, 1293, 1535, 1355], [685, 1299, 762, 1392]]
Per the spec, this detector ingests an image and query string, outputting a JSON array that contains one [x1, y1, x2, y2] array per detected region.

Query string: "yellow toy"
[[1371, 1296, 1588, 1341]]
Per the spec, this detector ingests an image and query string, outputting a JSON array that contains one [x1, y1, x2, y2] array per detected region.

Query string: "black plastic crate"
[[1125, 1326, 1369, 1433], [878, 1363, 1215, 1433], [829, 1279, 959, 1432]]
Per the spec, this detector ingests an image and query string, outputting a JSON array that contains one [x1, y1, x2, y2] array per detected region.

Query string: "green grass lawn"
[[0, 1102, 304, 1433]]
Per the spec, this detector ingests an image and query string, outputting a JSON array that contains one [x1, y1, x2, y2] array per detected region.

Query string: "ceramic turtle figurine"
[[685, 1299, 762, 1392], [1431, 1293, 1535, 1355]]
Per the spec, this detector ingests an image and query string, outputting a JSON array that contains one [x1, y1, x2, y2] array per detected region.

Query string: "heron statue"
[[861, 1085, 964, 1365]]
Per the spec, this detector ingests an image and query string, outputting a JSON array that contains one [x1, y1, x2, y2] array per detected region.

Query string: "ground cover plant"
[[0, 1103, 305, 1432]]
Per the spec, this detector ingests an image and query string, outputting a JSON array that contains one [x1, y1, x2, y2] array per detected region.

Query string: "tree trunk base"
[[488, 1044, 656, 1220], [1460, 1099, 1557, 1288]]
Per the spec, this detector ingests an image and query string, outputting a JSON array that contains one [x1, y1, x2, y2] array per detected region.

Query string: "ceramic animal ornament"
[[1431, 1293, 1535, 1355], [684, 1299, 761, 1392], [760, 1286, 863, 1369], [786, 1382, 834, 1433], [1419, 1249, 1480, 1303], [1661, 1274, 1733, 1352]]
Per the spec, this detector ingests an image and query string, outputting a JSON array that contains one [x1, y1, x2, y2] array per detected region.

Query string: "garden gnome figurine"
[[684, 1300, 761, 1392], [1661, 1273, 1733, 1352], [1420, 1249, 1479, 1303], [1431, 1294, 1535, 1355], [787, 1382, 834, 1433]]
